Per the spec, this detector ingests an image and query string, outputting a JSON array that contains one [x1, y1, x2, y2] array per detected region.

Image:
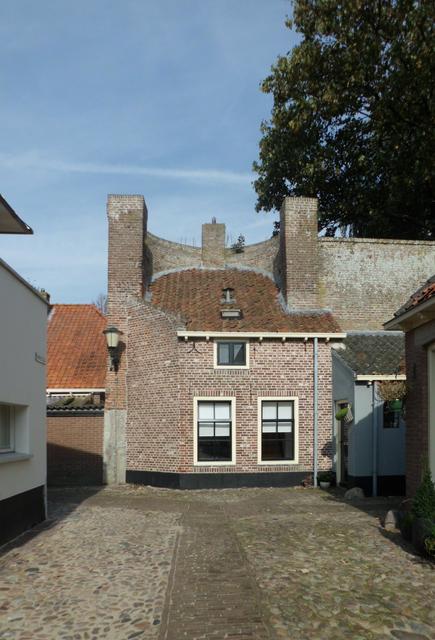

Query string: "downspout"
[[372, 382, 378, 497], [313, 337, 318, 487]]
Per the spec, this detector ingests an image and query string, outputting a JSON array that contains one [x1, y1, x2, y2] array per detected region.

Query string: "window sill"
[[0, 452, 33, 465], [257, 460, 299, 466], [194, 461, 236, 466], [214, 365, 249, 370]]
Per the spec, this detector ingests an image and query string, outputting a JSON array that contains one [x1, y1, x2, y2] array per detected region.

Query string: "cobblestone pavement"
[[0, 486, 434, 640]]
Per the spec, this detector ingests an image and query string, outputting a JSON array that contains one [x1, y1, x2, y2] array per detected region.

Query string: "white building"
[[0, 195, 48, 546]]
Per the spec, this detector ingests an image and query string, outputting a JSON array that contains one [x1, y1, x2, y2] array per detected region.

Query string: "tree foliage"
[[253, 0, 435, 238], [412, 467, 435, 521]]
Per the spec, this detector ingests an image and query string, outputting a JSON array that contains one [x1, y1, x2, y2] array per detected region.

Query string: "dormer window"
[[222, 288, 235, 304], [221, 287, 241, 317], [221, 309, 242, 319]]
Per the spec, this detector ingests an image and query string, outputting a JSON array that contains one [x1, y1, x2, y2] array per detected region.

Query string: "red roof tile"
[[150, 269, 341, 333], [395, 276, 435, 317], [47, 304, 107, 389]]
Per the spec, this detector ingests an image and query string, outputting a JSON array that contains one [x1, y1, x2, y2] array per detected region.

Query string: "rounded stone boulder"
[[344, 487, 365, 500]]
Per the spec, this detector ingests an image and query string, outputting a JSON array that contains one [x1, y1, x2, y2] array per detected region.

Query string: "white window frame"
[[193, 397, 236, 466], [213, 340, 249, 370], [0, 404, 15, 453], [257, 397, 299, 465]]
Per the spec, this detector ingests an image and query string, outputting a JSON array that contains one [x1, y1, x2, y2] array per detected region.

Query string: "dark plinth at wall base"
[[0, 485, 45, 546], [126, 470, 308, 489], [348, 475, 406, 497]]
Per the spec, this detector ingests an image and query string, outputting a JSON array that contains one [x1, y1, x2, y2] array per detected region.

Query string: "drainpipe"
[[313, 337, 318, 487], [372, 382, 378, 497]]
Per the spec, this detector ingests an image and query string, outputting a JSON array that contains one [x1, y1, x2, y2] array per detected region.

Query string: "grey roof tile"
[[338, 332, 405, 376]]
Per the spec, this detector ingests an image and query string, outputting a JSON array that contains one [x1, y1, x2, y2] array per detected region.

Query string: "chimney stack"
[[104, 194, 147, 485], [279, 197, 319, 309], [202, 219, 225, 267]]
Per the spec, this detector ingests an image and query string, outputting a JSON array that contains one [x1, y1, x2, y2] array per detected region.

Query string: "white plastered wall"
[[0, 262, 47, 501]]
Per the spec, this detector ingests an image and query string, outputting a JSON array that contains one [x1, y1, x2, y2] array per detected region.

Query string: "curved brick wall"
[[147, 227, 435, 330], [146, 232, 279, 278]]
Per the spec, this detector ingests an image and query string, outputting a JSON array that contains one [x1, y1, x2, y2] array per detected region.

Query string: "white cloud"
[[0, 152, 252, 186]]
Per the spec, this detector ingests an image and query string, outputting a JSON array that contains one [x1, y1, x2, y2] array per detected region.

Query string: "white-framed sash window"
[[257, 397, 299, 464], [194, 397, 236, 465]]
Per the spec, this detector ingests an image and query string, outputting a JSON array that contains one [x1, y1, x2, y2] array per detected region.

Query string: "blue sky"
[[0, 0, 297, 302]]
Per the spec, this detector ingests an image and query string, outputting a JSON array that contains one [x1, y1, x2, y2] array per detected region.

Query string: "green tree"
[[412, 467, 435, 521], [253, 0, 435, 238]]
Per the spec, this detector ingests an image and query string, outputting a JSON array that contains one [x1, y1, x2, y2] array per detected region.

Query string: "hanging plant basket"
[[336, 406, 349, 421], [335, 403, 354, 423], [377, 380, 407, 404], [389, 399, 403, 412]]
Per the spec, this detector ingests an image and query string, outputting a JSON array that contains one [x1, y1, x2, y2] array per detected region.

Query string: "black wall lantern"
[[103, 326, 121, 372]]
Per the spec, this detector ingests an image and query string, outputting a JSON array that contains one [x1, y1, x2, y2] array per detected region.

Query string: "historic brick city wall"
[[319, 238, 435, 330], [146, 232, 279, 279], [144, 199, 435, 331], [404, 319, 435, 497], [47, 414, 104, 485]]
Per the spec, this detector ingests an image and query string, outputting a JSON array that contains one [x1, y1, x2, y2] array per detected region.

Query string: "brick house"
[[46, 304, 106, 485], [104, 195, 435, 488], [385, 277, 435, 497]]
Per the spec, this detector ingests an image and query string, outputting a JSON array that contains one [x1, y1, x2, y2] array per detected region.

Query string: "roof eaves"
[[0, 194, 33, 234], [385, 295, 435, 331], [0, 256, 49, 305], [332, 347, 357, 377]]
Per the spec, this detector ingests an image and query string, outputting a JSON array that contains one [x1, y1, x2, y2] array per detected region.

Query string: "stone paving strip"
[[0, 486, 434, 640]]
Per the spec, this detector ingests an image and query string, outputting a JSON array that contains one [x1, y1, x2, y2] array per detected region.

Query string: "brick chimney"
[[279, 197, 319, 309], [202, 219, 225, 267], [104, 194, 147, 484]]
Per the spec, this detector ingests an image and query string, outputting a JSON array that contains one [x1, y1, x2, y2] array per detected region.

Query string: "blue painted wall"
[[332, 352, 405, 479]]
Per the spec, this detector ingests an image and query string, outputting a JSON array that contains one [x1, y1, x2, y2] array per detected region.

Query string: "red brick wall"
[[405, 319, 435, 497], [126, 301, 182, 473], [106, 195, 147, 411], [47, 414, 104, 485], [178, 338, 332, 474], [125, 301, 333, 475]]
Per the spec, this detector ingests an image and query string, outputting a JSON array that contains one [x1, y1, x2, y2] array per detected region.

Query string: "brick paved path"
[[161, 505, 271, 639], [0, 486, 434, 640]]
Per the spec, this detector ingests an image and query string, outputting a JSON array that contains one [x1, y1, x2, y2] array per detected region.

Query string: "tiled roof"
[[394, 276, 435, 317], [47, 394, 104, 413], [47, 304, 107, 389], [149, 269, 341, 333], [336, 332, 405, 376]]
